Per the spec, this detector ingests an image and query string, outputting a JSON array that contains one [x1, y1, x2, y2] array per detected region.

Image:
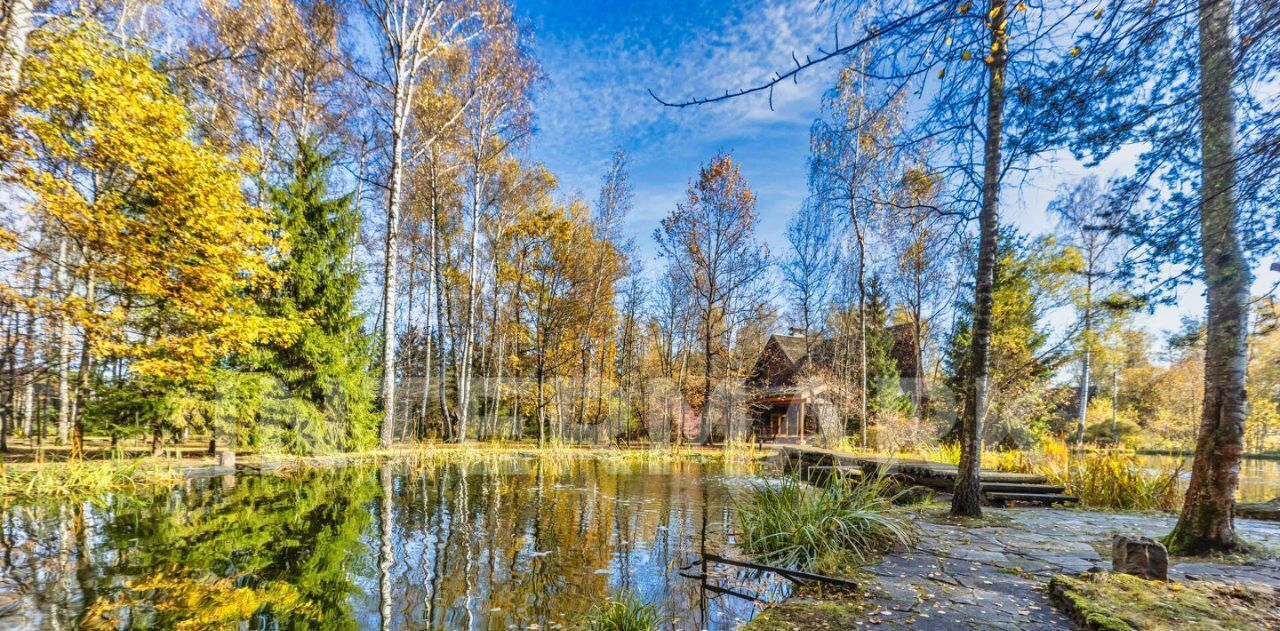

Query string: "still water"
[[1134, 453, 1280, 503], [0, 458, 786, 630]]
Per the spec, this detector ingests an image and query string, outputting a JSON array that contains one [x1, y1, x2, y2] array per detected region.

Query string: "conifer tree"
[[264, 138, 376, 448]]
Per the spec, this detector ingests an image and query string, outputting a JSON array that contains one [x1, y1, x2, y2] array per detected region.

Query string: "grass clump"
[[1051, 452, 1181, 511], [1049, 571, 1280, 630], [584, 592, 660, 631], [0, 459, 181, 502], [736, 475, 915, 571]]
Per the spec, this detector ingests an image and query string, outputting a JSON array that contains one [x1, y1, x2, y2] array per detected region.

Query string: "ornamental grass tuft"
[[736, 474, 915, 571]]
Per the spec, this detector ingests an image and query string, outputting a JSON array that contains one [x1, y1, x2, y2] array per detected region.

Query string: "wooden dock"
[[776, 445, 1078, 507]]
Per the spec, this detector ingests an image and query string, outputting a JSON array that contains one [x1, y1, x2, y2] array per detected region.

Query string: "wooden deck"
[[776, 444, 1078, 507]]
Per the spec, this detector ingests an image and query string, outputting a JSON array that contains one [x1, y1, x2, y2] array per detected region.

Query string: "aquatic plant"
[[736, 474, 915, 571], [914, 442, 961, 465], [1049, 452, 1182, 511], [0, 459, 181, 502], [585, 592, 660, 631]]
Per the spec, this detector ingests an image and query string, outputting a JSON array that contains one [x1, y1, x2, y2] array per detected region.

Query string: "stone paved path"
[[847, 507, 1280, 630]]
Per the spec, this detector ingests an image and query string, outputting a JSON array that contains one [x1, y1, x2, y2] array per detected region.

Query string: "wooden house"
[[745, 327, 923, 443]]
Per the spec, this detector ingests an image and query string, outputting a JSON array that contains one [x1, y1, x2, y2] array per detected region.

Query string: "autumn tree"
[[654, 154, 770, 444], [1047, 176, 1126, 446], [653, 0, 1110, 515], [3, 20, 285, 457], [1028, 0, 1280, 552], [781, 198, 839, 345], [357, 0, 487, 448], [944, 226, 1073, 445]]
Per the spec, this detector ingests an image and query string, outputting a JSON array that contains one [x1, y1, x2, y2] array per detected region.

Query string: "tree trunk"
[[70, 271, 95, 461], [1075, 293, 1092, 447], [56, 239, 71, 445], [951, 0, 1007, 518], [20, 265, 40, 436], [379, 108, 406, 450], [0, 0, 34, 96], [1165, 0, 1247, 555]]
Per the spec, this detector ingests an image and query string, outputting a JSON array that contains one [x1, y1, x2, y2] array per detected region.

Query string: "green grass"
[[0, 459, 182, 501], [735, 474, 915, 571], [584, 592, 660, 631]]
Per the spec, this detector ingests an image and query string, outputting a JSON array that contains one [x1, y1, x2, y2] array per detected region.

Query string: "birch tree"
[[358, 0, 484, 447]]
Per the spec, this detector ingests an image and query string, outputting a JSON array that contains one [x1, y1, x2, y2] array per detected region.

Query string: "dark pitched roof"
[[772, 334, 810, 365]]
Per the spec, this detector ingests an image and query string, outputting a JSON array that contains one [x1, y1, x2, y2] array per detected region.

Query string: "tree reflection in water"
[[0, 457, 788, 629]]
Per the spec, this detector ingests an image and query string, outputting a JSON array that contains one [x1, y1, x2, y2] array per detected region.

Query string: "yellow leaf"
[[938, 67, 947, 79], [958, 2, 972, 15], [1070, 46, 1082, 57], [962, 50, 973, 60]]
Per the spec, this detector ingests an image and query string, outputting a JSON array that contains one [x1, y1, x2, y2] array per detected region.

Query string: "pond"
[[1134, 453, 1280, 503], [0, 457, 787, 630]]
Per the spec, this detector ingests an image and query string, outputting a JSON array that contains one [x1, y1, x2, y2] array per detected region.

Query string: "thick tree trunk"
[[1166, 0, 1247, 555], [0, 0, 34, 96], [952, 0, 1007, 518]]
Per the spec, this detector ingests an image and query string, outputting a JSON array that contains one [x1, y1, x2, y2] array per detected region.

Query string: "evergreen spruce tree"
[[863, 275, 901, 413], [264, 138, 376, 450]]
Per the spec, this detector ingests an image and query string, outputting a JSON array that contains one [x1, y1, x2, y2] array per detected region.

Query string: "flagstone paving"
[[839, 507, 1280, 629]]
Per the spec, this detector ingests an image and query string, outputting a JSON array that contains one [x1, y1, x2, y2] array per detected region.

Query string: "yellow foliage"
[[6, 20, 291, 384], [85, 570, 313, 630]]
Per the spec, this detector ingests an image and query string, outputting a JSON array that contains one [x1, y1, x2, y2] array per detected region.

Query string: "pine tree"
[[263, 138, 376, 449]]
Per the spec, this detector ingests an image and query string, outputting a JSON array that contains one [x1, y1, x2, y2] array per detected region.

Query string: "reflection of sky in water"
[[0, 458, 788, 630]]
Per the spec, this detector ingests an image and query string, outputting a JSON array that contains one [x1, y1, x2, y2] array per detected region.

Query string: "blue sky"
[[514, 0, 1278, 344]]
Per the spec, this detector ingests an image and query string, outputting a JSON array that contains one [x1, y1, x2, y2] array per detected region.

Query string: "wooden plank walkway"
[[775, 444, 1077, 507]]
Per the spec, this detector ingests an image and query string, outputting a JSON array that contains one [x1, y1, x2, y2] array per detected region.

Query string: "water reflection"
[[1135, 454, 1280, 503], [0, 458, 786, 629]]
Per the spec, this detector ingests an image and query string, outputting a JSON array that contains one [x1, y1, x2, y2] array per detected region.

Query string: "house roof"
[[772, 334, 810, 365]]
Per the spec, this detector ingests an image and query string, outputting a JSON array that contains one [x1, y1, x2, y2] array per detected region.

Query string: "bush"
[[736, 475, 915, 571], [1083, 418, 1141, 448], [585, 593, 660, 631]]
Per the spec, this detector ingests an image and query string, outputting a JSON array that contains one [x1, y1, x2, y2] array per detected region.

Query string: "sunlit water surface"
[[0, 457, 787, 630], [1134, 453, 1280, 503]]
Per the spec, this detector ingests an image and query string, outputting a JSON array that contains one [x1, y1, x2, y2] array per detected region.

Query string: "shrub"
[[736, 475, 915, 570], [1083, 418, 1141, 448], [586, 592, 660, 631]]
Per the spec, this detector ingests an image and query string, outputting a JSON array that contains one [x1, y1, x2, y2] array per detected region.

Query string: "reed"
[[0, 459, 181, 501], [736, 474, 915, 571], [1051, 451, 1182, 511]]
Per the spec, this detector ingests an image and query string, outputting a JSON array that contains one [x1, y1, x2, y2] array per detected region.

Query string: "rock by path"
[[844, 507, 1280, 630]]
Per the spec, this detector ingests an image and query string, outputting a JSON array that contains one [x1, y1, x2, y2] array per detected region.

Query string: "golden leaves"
[[10, 19, 283, 383]]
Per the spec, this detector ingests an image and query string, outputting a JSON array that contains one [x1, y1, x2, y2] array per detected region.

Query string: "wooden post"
[[799, 400, 806, 444]]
